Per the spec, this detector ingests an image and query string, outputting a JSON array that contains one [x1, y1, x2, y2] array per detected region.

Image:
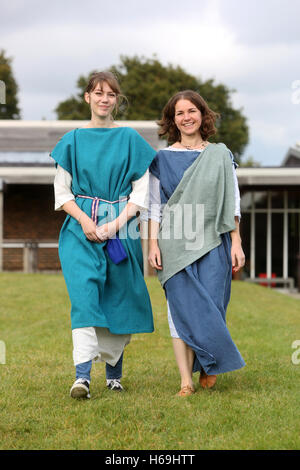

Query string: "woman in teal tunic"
[[51, 71, 156, 399]]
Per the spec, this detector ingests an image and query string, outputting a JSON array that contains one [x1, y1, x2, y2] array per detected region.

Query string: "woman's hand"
[[231, 241, 245, 273], [148, 243, 163, 270], [96, 221, 117, 242], [230, 217, 245, 273], [80, 213, 101, 243], [95, 202, 138, 242]]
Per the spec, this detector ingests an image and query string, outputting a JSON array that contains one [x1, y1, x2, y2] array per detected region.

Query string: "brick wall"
[[37, 248, 61, 270], [3, 248, 23, 271], [4, 184, 65, 240], [3, 184, 65, 270]]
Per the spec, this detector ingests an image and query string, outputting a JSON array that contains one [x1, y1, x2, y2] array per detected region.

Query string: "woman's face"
[[85, 81, 117, 118], [174, 99, 202, 139]]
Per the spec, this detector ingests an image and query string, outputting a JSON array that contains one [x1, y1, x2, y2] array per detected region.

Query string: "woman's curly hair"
[[158, 90, 219, 144]]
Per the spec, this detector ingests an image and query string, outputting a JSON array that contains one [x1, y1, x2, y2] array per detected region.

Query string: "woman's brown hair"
[[158, 90, 219, 144], [85, 71, 127, 116]]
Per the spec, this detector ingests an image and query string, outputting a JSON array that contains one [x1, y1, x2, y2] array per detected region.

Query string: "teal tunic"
[[50, 127, 156, 333]]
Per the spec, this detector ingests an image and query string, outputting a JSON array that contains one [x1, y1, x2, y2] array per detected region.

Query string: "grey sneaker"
[[106, 379, 124, 391], [70, 378, 91, 399]]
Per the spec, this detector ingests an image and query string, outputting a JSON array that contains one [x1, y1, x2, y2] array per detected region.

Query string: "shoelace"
[[75, 378, 89, 386], [107, 379, 123, 390]]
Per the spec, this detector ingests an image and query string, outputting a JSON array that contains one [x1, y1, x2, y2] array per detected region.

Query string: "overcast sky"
[[1, 0, 300, 165]]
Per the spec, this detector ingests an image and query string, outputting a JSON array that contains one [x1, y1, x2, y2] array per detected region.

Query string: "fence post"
[[297, 253, 300, 291], [23, 242, 38, 273]]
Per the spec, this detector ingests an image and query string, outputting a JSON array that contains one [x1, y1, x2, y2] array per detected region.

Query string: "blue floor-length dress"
[[50, 127, 156, 334], [150, 149, 245, 375]]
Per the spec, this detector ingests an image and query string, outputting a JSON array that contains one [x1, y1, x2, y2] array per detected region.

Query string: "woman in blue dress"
[[148, 90, 246, 396], [51, 71, 156, 399]]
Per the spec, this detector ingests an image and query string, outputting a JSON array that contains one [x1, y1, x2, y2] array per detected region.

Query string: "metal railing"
[[244, 276, 295, 290], [1, 239, 58, 273]]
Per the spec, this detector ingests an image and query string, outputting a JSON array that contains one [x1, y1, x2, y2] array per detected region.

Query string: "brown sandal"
[[176, 385, 195, 397], [199, 370, 217, 389], [206, 375, 217, 388], [199, 370, 208, 388]]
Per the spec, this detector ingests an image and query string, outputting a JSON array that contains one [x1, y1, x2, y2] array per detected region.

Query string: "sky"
[[1, 0, 300, 166]]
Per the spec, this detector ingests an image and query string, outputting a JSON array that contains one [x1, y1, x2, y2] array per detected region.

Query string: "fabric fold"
[[50, 127, 156, 333], [165, 233, 245, 375], [157, 143, 236, 287]]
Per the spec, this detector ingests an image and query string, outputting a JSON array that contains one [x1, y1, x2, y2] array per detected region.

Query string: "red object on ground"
[[258, 273, 276, 287]]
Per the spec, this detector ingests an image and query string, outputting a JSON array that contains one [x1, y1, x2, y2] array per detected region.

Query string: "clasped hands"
[[96, 221, 118, 242], [79, 213, 117, 243]]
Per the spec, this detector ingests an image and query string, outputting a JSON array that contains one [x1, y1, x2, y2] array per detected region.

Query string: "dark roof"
[[282, 145, 300, 167]]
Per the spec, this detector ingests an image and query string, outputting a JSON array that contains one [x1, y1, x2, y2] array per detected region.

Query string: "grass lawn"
[[0, 272, 299, 450]]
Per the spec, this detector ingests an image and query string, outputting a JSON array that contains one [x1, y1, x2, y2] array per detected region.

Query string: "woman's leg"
[[70, 360, 92, 399], [105, 352, 124, 391], [76, 360, 92, 382], [70, 327, 97, 399], [106, 352, 124, 380], [172, 338, 195, 389]]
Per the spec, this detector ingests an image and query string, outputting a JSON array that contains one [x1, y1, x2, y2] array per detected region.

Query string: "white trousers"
[[167, 301, 179, 339], [72, 327, 131, 367]]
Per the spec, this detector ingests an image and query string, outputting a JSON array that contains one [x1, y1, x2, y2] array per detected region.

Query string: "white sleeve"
[[148, 173, 162, 223], [129, 170, 149, 212], [54, 165, 75, 211], [232, 163, 241, 221]]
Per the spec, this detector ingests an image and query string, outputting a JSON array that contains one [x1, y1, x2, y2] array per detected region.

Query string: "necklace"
[[179, 140, 208, 150]]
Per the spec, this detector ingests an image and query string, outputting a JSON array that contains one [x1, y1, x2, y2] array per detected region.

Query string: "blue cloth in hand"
[[106, 234, 128, 264]]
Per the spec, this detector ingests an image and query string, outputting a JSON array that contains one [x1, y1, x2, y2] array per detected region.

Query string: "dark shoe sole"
[[70, 385, 90, 399]]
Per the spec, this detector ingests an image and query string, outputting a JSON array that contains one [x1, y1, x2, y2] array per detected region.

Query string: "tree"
[[55, 75, 91, 121], [110, 55, 200, 120], [239, 156, 261, 167], [198, 78, 249, 161], [0, 50, 20, 119], [55, 55, 248, 161]]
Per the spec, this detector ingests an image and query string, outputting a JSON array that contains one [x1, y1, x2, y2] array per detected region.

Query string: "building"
[[237, 143, 300, 291], [0, 120, 162, 274], [0, 121, 299, 291]]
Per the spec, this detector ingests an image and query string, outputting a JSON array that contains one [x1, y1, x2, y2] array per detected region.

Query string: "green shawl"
[[157, 143, 236, 286]]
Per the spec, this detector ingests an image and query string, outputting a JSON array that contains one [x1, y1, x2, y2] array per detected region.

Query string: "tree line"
[[0, 50, 249, 161]]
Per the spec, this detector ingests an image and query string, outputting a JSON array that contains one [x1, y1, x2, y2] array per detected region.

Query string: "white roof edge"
[[236, 168, 300, 176], [0, 167, 56, 175], [0, 120, 158, 128], [0, 167, 298, 177]]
